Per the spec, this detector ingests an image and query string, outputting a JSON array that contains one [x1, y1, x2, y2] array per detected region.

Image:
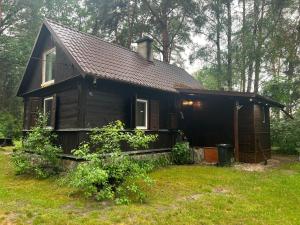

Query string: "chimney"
[[136, 36, 153, 61]]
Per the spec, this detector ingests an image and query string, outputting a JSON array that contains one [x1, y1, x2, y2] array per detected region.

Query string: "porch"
[[177, 89, 284, 163]]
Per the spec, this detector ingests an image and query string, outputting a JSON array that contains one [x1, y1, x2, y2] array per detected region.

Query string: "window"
[[136, 99, 148, 129], [44, 97, 53, 128], [42, 48, 56, 86]]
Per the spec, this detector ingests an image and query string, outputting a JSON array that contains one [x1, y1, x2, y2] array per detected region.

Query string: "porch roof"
[[176, 88, 284, 108]]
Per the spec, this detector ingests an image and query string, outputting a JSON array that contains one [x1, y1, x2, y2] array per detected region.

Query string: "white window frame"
[[136, 99, 148, 130], [42, 47, 56, 87], [44, 96, 54, 129]]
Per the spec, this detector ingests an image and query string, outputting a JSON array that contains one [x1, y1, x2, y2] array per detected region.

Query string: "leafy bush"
[[67, 121, 157, 204], [11, 113, 62, 178], [171, 141, 192, 164], [0, 111, 22, 138], [271, 110, 300, 154], [135, 154, 172, 173]]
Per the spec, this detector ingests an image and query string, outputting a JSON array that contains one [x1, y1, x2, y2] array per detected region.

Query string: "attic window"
[[136, 99, 148, 129], [42, 48, 56, 87]]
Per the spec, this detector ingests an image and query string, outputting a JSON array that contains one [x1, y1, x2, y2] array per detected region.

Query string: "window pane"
[[45, 50, 55, 82], [44, 99, 53, 127], [136, 101, 146, 127]]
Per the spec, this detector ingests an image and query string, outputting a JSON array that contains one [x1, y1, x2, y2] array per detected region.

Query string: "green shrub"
[[135, 154, 172, 172], [67, 121, 157, 204], [171, 141, 192, 164], [271, 110, 300, 154], [11, 113, 62, 178], [0, 111, 22, 138]]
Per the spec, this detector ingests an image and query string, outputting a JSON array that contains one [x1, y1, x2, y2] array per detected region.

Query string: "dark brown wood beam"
[[234, 100, 239, 162]]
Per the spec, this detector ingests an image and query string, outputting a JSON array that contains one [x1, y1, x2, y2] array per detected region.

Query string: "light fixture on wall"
[[182, 100, 193, 106], [182, 100, 202, 108]]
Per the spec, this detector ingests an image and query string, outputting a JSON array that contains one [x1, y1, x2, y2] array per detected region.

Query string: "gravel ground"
[[234, 154, 299, 172]]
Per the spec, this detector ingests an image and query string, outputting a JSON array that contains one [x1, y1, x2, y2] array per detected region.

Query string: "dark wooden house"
[[17, 20, 284, 163]]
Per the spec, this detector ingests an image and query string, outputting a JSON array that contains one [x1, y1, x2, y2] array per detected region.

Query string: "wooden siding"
[[150, 100, 160, 130], [56, 88, 79, 129], [254, 104, 271, 162], [84, 78, 177, 130], [238, 103, 255, 162], [23, 28, 79, 94], [85, 90, 127, 128], [238, 103, 271, 163], [23, 85, 79, 130]]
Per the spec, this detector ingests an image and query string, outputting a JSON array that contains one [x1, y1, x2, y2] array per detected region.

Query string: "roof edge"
[[43, 19, 86, 76], [177, 88, 284, 108], [17, 22, 45, 96]]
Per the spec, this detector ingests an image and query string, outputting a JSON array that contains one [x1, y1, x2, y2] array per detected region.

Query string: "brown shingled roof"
[[43, 20, 202, 93]]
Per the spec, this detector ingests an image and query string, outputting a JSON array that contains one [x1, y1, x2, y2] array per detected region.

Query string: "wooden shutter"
[[150, 100, 159, 130], [168, 113, 178, 130], [130, 95, 137, 129], [29, 97, 42, 128], [51, 94, 57, 129]]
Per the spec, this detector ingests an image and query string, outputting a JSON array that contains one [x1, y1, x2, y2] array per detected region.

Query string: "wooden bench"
[[0, 138, 13, 147]]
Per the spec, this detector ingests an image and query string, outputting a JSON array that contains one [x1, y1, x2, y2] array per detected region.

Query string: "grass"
[[1, 148, 300, 224]]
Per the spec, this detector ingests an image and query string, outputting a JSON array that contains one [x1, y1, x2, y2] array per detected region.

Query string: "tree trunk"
[[247, 0, 259, 92], [247, 61, 253, 92], [226, 0, 233, 90], [254, 0, 265, 94], [161, 22, 170, 63], [216, 0, 222, 89], [241, 0, 246, 92], [92, 19, 100, 35], [126, 0, 137, 49], [161, 3, 170, 63], [0, 0, 2, 23]]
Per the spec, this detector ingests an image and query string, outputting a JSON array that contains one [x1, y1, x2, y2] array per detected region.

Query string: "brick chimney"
[[136, 36, 153, 61]]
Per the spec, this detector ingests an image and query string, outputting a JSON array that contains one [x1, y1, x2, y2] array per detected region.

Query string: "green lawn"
[[1, 148, 300, 225]]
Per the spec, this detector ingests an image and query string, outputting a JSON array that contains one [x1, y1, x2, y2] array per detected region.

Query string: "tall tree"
[[226, 0, 233, 90], [142, 0, 200, 63], [240, 0, 247, 92], [192, 0, 226, 90]]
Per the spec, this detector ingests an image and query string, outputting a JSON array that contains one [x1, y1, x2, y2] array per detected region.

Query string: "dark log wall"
[[23, 85, 79, 130], [23, 77, 179, 154], [23, 28, 79, 94], [180, 97, 234, 147], [238, 103, 271, 163], [81, 78, 179, 153], [254, 104, 271, 162], [84, 78, 177, 130], [85, 90, 128, 128], [56, 88, 79, 129], [238, 103, 255, 162]]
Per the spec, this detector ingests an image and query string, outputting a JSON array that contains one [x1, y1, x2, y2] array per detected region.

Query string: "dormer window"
[[42, 48, 56, 87]]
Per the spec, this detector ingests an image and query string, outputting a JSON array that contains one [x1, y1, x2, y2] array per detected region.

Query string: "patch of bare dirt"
[[0, 212, 18, 225], [212, 187, 230, 194], [234, 154, 299, 172], [179, 194, 203, 201]]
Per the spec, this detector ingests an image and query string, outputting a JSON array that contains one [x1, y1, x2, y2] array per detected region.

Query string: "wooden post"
[[234, 100, 239, 161]]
